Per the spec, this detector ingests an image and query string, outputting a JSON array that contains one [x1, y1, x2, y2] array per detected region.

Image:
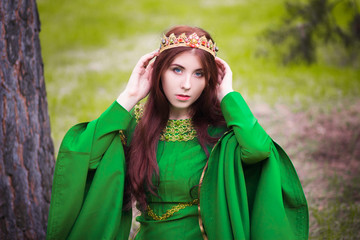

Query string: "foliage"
[[264, 0, 360, 65]]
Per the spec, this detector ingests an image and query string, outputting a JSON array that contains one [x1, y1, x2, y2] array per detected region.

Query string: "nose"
[[180, 74, 191, 90]]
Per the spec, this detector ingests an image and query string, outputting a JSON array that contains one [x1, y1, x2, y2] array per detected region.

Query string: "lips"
[[176, 94, 190, 101]]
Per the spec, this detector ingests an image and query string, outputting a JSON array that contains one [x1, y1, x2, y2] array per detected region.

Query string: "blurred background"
[[37, 0, 360, 239]]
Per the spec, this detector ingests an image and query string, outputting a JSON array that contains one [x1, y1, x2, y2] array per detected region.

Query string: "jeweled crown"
[[159, 33, 218, 57]]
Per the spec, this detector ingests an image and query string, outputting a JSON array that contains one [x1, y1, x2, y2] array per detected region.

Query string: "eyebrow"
[[170, 63, 203, 72]]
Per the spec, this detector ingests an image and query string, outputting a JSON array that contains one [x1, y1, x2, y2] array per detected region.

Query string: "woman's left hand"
[[215, 57, 234, 101]]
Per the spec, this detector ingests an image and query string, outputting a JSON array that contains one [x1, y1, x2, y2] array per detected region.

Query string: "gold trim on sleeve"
[[197, 130, 230, 240], [119, 130, 127, 145], [134, 103, 144, 122], [198, 160, 209, 240]]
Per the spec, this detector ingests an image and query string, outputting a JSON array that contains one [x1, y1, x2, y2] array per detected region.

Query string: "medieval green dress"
[[46, 92, 309, 240]]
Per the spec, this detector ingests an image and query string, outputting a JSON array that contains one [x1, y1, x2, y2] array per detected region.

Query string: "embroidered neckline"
[[134, 103, 197, 142], [160, 118, 197, 142]]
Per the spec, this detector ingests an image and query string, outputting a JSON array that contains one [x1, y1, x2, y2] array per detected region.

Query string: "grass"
[[308, 170, 360, 240], [254, 97, 360, 240], [38, 0, 360, 150], [38, 0, 360, 239]]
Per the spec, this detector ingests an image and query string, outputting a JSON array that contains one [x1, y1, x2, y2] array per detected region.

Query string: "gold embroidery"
[[134, 103, 144, 122], [160, 119, 197, 142], [119, 130, 127, 145], [133, 103, 197, 142], [147, 199, 199, 221], [198, 161, 209, 240]]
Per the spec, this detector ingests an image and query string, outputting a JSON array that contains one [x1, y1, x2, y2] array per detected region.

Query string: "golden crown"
[[159, 33, 218, 57]]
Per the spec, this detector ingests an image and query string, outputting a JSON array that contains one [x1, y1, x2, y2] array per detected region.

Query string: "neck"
[[168, 107, 191, 120]]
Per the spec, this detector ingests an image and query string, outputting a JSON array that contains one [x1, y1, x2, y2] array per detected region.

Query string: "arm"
[[89, 102, 133, 165], [116, 50, 158, 111], [48, 104, 133, 240], [58, 101, 133, 170], [47, 51, 159, 239], [220, 91, 271, 164], [216, 57, 271, 164], [60, 50, 159, 168]]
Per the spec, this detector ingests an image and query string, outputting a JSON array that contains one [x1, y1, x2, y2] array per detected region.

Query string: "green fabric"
[[135, 138, 208, 239], [46, 92, 308, 240], [199, 92, 308, 240], [46, 102, 133, 240], [200, 133, 308, 240]]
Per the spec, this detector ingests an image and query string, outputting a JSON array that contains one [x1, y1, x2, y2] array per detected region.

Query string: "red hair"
[[125, 26, 225, 210]]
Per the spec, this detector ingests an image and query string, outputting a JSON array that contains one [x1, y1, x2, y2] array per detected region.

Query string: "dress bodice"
[[134, 118, 223, 240], [149, 119, 207, 203]]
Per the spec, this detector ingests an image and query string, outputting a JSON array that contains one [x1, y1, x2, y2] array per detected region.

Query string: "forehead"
[[171, 50, 203, 69]]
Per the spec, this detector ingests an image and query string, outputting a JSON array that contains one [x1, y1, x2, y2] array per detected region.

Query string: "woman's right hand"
[[117, 50, 159, 111]]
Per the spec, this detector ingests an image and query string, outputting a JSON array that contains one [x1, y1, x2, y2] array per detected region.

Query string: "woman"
[[47, 26, 308, 240]]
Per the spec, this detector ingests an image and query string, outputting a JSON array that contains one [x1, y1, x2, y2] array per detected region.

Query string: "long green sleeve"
[[200, 92, 309, 240], [47, 101, 133, 240], [220, 91, 272, 164]]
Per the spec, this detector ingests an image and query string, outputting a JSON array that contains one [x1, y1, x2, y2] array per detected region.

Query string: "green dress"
[[46, 92, 309, 240], [133, 119, 225, 240]]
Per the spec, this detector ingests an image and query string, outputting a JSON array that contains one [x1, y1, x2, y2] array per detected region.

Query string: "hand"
[[215, 57, 234, 101], [117, 50, 159, 111]]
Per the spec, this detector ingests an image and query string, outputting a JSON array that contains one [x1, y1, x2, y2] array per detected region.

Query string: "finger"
[[147, 62, 155, 79], [216, 59, 233, 82], [215, 59, 226, 75], [215, 57, 231, 71], [147, 61, 155, 71], [139, 50, 159, 68], [144, 61, 155, 77], [216, 62, 225, 79]]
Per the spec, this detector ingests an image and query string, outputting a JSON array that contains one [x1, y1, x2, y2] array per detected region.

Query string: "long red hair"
[[126, 26, 225, 210]]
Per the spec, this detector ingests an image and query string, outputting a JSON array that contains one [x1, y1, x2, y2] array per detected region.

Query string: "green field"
[[38, 0, 360, 239]]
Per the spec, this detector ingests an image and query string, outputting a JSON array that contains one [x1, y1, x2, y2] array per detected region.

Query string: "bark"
[[0, 0, 55, 239]]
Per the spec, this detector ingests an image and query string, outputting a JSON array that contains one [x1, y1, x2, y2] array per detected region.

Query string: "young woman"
[[47, 26, 308, 240]]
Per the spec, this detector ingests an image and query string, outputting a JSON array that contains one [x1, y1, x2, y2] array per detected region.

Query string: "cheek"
[[195, 79, 206, 94], [161, 73, 172, 94]]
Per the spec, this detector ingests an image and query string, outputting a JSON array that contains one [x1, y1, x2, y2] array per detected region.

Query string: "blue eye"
[[195, 72, 204, 77], [173, 67, 182, 73]]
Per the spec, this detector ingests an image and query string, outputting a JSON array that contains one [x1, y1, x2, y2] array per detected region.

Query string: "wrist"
[[217, 88, 234, 102], [116, 91, 140, 112]]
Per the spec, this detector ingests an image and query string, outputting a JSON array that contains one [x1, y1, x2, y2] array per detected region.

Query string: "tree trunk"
[[0, 0, 55, 239]]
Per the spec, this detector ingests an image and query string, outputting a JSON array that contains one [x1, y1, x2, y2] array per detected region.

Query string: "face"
[[161, 50, 206, 119]]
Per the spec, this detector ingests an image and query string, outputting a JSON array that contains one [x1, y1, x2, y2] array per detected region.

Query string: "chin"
[[176, 101, 194, 108]]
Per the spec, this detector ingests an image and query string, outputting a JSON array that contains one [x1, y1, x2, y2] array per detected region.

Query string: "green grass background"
[[38, 0, 360, 239], [38, 0, 360, 151]]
